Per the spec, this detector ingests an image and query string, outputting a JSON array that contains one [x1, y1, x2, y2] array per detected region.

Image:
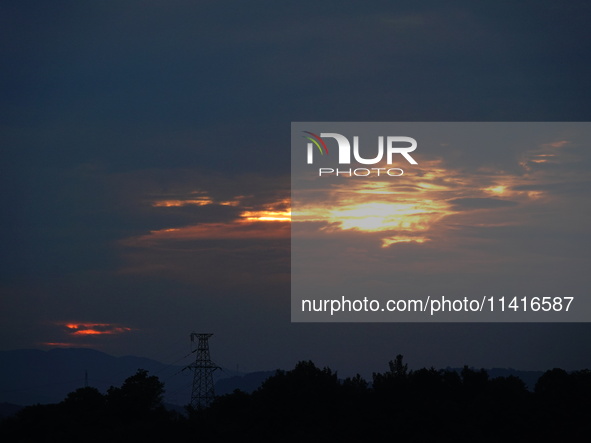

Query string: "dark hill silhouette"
[[0, 403, 22, 420], [444, 366, 544, 390], [1, 356, 590, 441], [215, 370, 276, 395], [0, 348, 554, 413]]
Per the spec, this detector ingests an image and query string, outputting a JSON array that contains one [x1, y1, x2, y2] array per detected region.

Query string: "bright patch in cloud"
[[240, 209, 291, 222], [152, 198, 214, 207], [151, 190, 245, 208]]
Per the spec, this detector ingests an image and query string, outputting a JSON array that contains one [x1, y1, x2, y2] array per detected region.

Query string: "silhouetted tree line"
[[1, 357, 590, 442], [0, 369, 180, 442]]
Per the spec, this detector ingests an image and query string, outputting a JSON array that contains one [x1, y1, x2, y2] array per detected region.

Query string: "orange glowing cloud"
[[150, 189, 245, 208], [118, 194, 291, 280], [292, 152, 564, 247], [42, 342, 89, 348], [61, 323, 132, 336], [239, 199, 291, 222], [519, 139, 577, 170], [152, 198, 214, 207], [124, 196, 291, 246], [125, 220, 289, 245], [240, 210, 291, 222]]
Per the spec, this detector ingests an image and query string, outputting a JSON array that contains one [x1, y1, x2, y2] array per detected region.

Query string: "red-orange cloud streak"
[[61, 323, 133, 336]]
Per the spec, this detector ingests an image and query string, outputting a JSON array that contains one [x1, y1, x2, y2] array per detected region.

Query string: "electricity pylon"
[[186, 333, 219, 410]]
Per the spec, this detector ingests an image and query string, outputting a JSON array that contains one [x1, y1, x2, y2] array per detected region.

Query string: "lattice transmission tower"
[[186, 332, 220, 409]]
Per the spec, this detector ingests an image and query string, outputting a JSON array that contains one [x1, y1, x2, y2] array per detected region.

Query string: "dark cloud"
[[512, 181, 591, 194], [448, 197, 519, 210], [1, 1, 591, 376]]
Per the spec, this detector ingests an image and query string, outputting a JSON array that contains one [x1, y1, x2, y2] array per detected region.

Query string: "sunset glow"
[[136, 150, 559, 251], [121, 135, 580, 277]]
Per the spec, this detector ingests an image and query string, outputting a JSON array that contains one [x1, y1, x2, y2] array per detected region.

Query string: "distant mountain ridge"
[[0, 348, 262, 408]]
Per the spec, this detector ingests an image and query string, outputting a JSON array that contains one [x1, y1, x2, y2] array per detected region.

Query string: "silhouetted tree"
[[534, 368, 571, 399], [342, 373, 369, 393], [61, 386, 105, 413], [372, 354, 409, 394], [389, 354, 408, 377], [489, 375, 528, 400], [107, 368, 165, 419], [250, 361, 342, 439], [461, 366, 489, 397]]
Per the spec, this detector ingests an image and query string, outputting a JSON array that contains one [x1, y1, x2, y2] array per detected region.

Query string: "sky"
[[1, 0, 591, 378]]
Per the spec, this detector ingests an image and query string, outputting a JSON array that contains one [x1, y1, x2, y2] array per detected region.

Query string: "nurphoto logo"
[[302, 131, 418, 176]]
